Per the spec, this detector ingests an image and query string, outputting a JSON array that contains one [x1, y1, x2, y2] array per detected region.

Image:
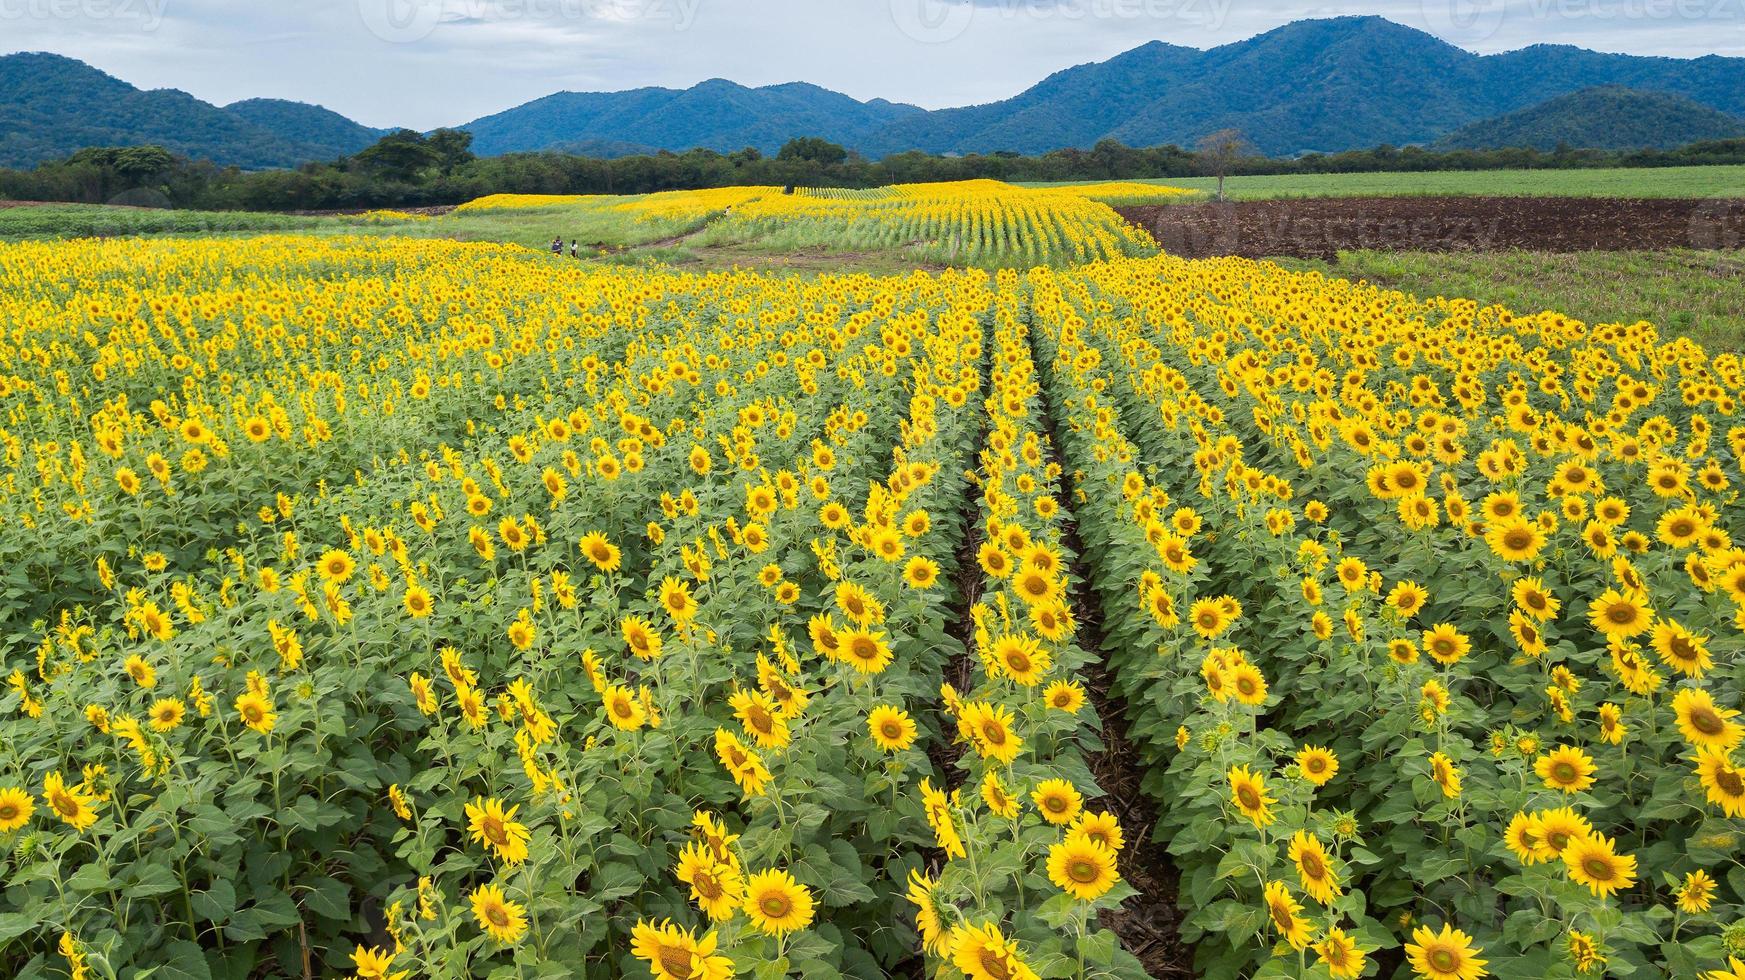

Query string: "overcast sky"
[[6, 0, 1743, 130]]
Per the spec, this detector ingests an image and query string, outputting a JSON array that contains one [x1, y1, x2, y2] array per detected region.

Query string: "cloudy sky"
[[6, 0, 1743, 129]]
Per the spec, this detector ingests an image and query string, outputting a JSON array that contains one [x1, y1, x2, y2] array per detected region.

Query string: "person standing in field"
[[550, 237, 563, 255], [571, 240, 579, 258]]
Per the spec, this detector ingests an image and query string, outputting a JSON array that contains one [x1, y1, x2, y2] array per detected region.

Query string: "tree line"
[[4, 129, 1744, 212]]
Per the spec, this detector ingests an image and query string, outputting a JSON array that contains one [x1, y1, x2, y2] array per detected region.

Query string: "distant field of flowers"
[[0, 184, 1742, 980]]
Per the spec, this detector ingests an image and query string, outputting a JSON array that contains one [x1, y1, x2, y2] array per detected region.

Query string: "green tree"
[[776, 137, 847, 165]]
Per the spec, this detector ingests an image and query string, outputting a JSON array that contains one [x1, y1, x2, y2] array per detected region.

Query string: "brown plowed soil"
[[1116, 196, 1745, 260]]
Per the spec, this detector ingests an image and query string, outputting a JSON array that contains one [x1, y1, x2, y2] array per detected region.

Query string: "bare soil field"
[[1116, 196, 1745, 259]]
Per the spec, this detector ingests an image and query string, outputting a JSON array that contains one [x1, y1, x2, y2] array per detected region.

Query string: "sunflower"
[[730, 689, 790, 750], [1596, 702, 1625, 745], [124, 654, 156, 688], [1031, 778, 1084, 826], [1532, 807, 1594, 861], [1158, 535, 1195, 574], [674, 843, 744, 922], [630, 918, 733, 980], [1429, 752, 1463, 799], [867, 704, 917, 752], [1227, 765, 1276, 829], [714, 729, 770, 797], [742, 868, 814, 936], [1068, 810, 1124, 852], [235, 691, 276, 734], [1674, 688, 1744, 750], [1262, 880, 1314, 950], [350, 945, 397, 979], [1587, 587, 1651, 639], [904, 556, 940, 589], [317, 549, 355, 583], [1485, 518, 1546, 562], [1046, 837, 1119, 901], [834, 581, 884, 626], [1422, 623, 1470, 665], [819, 501, 850, 528], [1387, 580, 1428, 618], [1657, 506, 1706, 548], [1316, 927, 1367, 980], [838, 629, 893, 675], [870, 527, 905, 562], [1535, 745, 1598, 794], [658, 577, 697, 624], [1144, 586, 1178, 627], [470, 884, 528, 944], [1335, 556, 1368, 592], [0, 787, 34, 832], [980, 770, 1020, 819], [622, 616, 663, 661], [1288, 830, 1342, 904], [951, 922, 1038, 980], [43, 771, 99, 832], [1507, 609, 1548, 657], [1653, 619, 1712, 678], [1031, 601, 1074, 641], [579, 531, 621, 572], [1228, 663, 1268, 705], [148, 697, 186, 732], [1044, 679, 1086, 714], [1562, 832, 1637, 898], [921, 778, 966, 858], [959, 702, 1023, 765], [977, 543, 1012, 579], [1695, 747, 1745, 817], [907, 870, 948, 955], [1189, 598, 1232, 638], [464, 796, 531, 865], [1678, 869, 1717, 914], [990, 633, 1050, 686], [592, 680, 640, 728], [1405, 923, 1488, 980], [506, 611, 535, 651], [1504, 812, 1545, 865], [1011, 567, 1059, 607], [1295, 745, 1339, 787]]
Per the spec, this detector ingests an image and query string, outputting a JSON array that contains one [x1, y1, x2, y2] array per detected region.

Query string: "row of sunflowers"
[[446, 180, 1193, 267], [3, 224, 1744, 980], [1034, 256, 1745, 978]]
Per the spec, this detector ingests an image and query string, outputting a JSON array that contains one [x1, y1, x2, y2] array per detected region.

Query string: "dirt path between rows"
[[1117, 196, 1745, 260], [1034, 373, 1193, 978]]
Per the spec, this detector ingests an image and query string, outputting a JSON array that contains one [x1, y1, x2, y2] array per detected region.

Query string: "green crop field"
[[1282, 247, 1745, 349]]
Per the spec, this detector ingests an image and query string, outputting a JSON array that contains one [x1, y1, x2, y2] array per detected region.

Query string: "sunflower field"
[[1, 203, 1744, 980]]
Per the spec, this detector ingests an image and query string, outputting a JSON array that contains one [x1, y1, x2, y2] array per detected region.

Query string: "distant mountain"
[[0, 52, 391, 169], [542, 138, 663, 159], [224, 98, 386, 160], [1438, 86, 1745, 151], [858, 17, 1745, 156], [7, 19, 1745, 167], [459, 79, 924, 156]]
